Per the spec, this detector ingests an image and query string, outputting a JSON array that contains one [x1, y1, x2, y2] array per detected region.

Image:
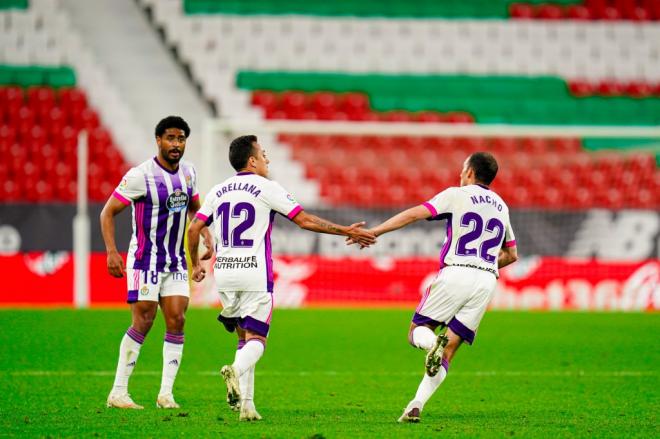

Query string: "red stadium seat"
[[566, 4, 592, 20], [2, 180, 20, 202], [536, 4, 564, 19], [1, 87, 24, 115], [626, 81, 654, 98], [416, 111, 445, 123], [509, 3, 535, 19]]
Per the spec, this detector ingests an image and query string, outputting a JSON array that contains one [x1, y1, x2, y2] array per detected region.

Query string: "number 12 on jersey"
[[215, 202, 256, 248]]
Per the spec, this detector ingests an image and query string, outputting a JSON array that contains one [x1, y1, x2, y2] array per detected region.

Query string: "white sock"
[[241, 365, 257, 407], [159, 332, 184, 396], [111, 327, 144, 395], [232, 339, 264, 377], [411, 362, 449, 411], [412, 326, 436, 350], [235, 340, 248, 397]]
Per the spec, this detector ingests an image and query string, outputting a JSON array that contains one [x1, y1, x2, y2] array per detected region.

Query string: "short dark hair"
[[467, 152, 498, 185], [155, 116, 191, 138], [229, 135, 258, 171]]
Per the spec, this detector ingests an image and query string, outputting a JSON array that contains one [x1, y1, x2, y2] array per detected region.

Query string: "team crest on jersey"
[[185, 174, 192, 187], [140, 285, 149, 295], [167, 189, 189, 212]]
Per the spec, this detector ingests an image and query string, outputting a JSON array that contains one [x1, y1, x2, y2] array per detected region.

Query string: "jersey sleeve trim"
[[192, 193, 200, 201], [422, 202, 438, 217], [113, 190, 131, 205], [504, 240, 516, 248], [195, 212, 213, 227], [287, 205, 303, 220]]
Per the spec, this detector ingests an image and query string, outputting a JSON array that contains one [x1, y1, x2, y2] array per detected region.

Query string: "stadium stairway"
[[58, 0, 214, 174], [0, 0, 150, 165]]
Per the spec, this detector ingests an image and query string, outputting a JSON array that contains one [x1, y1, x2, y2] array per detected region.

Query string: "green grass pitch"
[[0, 309, 657, 438]]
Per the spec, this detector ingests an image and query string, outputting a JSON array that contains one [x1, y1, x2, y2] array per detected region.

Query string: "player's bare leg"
[[107, 301, 158, 409], [399, 328, 463, 423], [156, 295, 188, 409], [222, 330, 265, 415]]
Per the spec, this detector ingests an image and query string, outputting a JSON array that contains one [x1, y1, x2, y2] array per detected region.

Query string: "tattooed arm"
[[291, 211, 376, 247]]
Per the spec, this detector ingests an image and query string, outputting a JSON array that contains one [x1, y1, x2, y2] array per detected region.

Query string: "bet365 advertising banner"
[[0, 205, 658, 309]]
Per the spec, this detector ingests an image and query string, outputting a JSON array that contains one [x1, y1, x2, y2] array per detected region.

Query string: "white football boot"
[[425, 333, 449, 377], [239, 401, 262, 421], [156, 394, 180, 409], [220, 365, 241, 410], [397, 406, 421, 423], [106, 393, 144, 409]]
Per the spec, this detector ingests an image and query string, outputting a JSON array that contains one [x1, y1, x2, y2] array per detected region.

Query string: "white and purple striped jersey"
[[195, 172, 302, 293], [423, 184, 516, 277], [113, 157, 199, 273]]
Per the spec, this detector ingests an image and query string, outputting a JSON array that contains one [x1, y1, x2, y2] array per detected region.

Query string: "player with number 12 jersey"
[[195, 171, 301, 293], [187, 135, 375, 421]]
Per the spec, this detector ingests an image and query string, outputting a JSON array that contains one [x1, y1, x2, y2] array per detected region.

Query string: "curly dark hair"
[[154, 116, 191, 138]]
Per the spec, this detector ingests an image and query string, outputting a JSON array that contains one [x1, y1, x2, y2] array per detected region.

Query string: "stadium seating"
[[182, 0, 660, 21], [0, 67, 129, 203], [276, 132, 658, 210], [242, 73, 660, 125], [244, 88, 659, 209], [141, 0, 660, 210]]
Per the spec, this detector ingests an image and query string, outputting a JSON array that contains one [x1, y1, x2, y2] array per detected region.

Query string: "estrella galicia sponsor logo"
[[167, 189, 189, 212]]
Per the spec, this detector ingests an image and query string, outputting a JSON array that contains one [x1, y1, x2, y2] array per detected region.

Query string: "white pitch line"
[[2, 370, 656, 377]]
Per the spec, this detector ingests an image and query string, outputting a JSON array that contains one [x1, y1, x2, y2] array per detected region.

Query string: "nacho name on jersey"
[[470, 193, 504, 212]]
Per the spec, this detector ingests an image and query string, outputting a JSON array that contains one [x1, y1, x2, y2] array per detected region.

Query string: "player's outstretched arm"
[[371, 204, 433, 237], [100, 196, 129, 278], [292, 211, 376, 247], [187, 217, 207, 282], [498, 246, 518, 269]]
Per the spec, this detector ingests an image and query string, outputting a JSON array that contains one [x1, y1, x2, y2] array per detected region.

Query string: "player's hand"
[[106, 250, 125, 278], [201, 235, 214, 260], [192, 264, 206, 282], [346, 222, 376, 248]]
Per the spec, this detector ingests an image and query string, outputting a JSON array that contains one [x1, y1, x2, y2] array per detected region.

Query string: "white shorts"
[[126, 269, 190, 303], [413, 266, 497, 345], [217, 291, 273, 337]]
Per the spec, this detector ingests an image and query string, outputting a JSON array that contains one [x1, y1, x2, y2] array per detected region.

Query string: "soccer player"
[[100, 116, 212, 410], [351, 152, 518, 423], [187, 135, 376, 421]]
